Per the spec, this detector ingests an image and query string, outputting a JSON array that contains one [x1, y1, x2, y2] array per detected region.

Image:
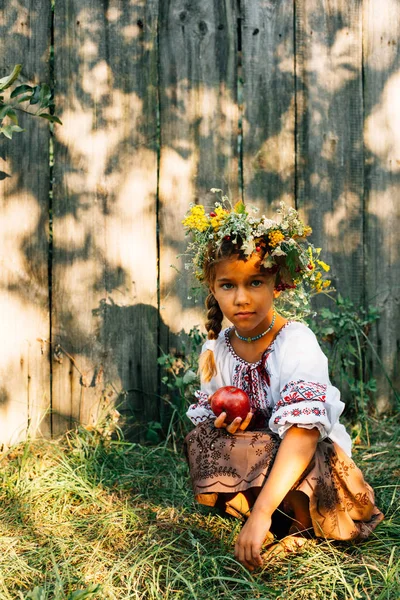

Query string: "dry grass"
[[0, 417, 399, 600]]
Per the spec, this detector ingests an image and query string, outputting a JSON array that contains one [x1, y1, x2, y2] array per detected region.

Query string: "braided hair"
[[199, 292, 223, 382]]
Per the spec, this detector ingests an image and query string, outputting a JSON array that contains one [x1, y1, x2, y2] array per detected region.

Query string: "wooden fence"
[[0, 0, 399, 446]]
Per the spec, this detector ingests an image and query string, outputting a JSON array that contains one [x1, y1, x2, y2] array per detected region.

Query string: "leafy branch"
[[0, 64, 62, 139]]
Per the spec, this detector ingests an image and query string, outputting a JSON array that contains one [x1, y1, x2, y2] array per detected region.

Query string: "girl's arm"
[[234, 425, 319, 570]]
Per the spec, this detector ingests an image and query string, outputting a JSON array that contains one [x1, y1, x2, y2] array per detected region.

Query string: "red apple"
[[210, 386, 251, 424]]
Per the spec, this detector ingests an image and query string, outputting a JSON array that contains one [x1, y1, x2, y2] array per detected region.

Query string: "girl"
[[182, 195, 384, 571]]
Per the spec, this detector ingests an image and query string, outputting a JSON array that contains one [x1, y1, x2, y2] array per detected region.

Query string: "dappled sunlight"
[[0, 292, 49, 445], [367, 186, 399, 263], [74, 6, 103, 37], [1, 0, 398, 446], [106, 153, 158, 306], [79, 39, 98, 61], [323, 192, 362, 253], [254, 97, 295, 181], [59, 260, 103, 334], [0, 294, 47, 363], [363, 0, 400, 71], [164, 80, 239, 154], [364, 70, 400, 173], [159, 147, 196, 329], [159, 147, 195, 201], [0, 193, 41, 279], [55, 214, 87, 250], [106, 6, 122, 23], [59, 90, 145, 190], [81, 60, 111, 98], [306, 27, 360, 94], [2, 0, 34, 36], [161, 296, 204, 336]]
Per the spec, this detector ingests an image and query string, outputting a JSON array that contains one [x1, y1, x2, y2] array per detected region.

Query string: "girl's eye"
[[221, 283, 234, 290], [251, 280, 263, 287]]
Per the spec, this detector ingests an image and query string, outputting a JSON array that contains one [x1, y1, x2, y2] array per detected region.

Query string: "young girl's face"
[[211, 253, 275, 336]]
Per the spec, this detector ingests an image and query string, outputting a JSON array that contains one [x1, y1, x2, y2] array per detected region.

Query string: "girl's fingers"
[[239, 411, 254, 430], [226, 417, 242, 434], [214, 413, 227, 428], [235, 541, 259, 572], [251, 544, 263, 567]]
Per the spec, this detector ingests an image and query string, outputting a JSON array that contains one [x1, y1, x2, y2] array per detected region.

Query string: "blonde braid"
[[199, 292, 223, 382]]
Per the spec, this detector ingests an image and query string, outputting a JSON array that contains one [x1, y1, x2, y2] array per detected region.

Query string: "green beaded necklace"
[[234, 310, 276, 343]]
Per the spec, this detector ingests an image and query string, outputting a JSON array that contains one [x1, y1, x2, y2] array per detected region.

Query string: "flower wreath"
[[181, 189, 333, 316]]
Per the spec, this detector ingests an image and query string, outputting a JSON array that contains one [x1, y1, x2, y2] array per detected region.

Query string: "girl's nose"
[[234, 286, 250, 305]]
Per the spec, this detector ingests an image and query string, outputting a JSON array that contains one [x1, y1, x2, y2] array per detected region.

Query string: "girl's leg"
[[224, 490, 254, 518], [284, 490, 312, 533]]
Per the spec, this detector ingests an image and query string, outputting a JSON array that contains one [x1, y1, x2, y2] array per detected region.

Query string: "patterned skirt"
[[184, 421, 384, 541]]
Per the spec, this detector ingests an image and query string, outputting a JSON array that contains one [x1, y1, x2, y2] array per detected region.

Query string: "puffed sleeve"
[[268, 325, 345, 442], [186, 339, 216, 425]]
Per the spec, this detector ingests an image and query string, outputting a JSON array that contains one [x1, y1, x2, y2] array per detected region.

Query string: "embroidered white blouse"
[[186, 321, 352, 457]]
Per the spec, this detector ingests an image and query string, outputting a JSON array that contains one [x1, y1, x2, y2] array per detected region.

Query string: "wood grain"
[[363, 0, 400, 411], [52, 0, 159, 437], [241, 0, 295, 210], [295, 0, 364, 302], [158, 0, 239, 351], [0, 0, 51, 445]]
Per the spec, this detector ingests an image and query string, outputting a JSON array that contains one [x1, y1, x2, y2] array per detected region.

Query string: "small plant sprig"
[[0, 64, 62, 139], [307, 295, 381, 445], [155, 326, 206, 448]]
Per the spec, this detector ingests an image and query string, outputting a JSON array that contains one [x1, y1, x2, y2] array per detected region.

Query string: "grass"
[[0, 417, 399, 600]]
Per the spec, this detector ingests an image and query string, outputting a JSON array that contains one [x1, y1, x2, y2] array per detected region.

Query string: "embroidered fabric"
[[186, 321, 352, 456]]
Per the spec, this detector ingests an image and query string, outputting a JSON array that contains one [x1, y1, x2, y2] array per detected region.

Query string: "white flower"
[[261, 255, 275, 268], [262, 218, 277, 229], [271, 246, 287, 257], [210, 188, 222, 194], [242, 239, 255, 256]]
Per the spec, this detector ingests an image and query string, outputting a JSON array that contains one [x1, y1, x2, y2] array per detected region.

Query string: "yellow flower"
[[182, 205, 209, 232], [303, 226, 313, 237], [317, 259, 330, 272], [234, 200, 246, 214], [323, 280, 331, 288], [210, 206, 228, 230], [268, 230, 285, 247], [306, 247, 315, 271]]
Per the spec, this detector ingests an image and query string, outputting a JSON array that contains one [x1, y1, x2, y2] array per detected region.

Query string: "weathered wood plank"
[[241, 0, 295, 209], [363, 0, 400, 411], [52, 0, 159, 437], [158, 0, 239, 352], [0, 0, 51, 446], [295, 0, 364, 303]]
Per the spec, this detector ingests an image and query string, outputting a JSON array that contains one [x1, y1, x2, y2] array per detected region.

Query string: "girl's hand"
[[234, 508, 272, 571], [213, 411, 253, 434]]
